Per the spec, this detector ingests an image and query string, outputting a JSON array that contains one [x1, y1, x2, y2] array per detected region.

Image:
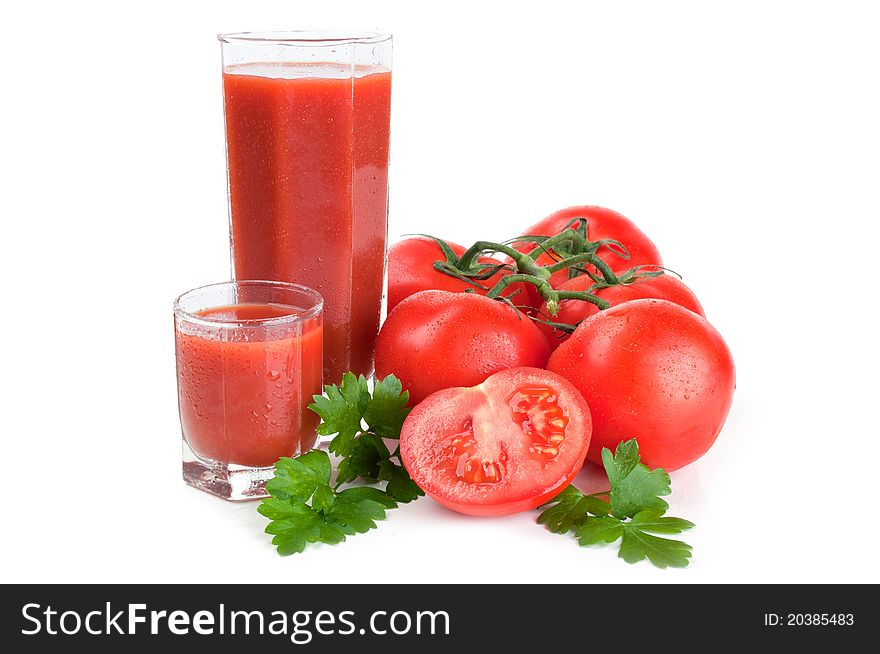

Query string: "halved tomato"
[[399, 367, 592, 516]]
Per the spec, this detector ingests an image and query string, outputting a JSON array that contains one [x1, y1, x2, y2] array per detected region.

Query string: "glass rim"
[[173, 280, 324, 328], [217, 30, 392, 46]]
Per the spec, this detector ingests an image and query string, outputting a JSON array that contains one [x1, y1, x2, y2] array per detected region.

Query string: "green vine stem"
[[418, 221, 662, 318], [446, 241, 609, 316], [512, 217, 630, 263], [544, 252, 620, 286], [456, 241, 548, 279]]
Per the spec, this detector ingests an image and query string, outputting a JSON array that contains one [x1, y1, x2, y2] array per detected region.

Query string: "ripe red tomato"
[[375, 290, 552, 406], [547, 299, 734, 471], [400, 367, 592, 516], [387, 237, 532, 313], [537, 272, 705, 349], [516, 205, 663, 275]]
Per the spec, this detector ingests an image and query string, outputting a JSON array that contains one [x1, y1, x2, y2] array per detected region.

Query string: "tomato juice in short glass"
[[219, 31, 392, 384], [174, 281, 323, 500]]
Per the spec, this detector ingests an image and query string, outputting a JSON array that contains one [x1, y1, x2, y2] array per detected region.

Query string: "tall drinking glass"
[[219, 31, 392, 384]]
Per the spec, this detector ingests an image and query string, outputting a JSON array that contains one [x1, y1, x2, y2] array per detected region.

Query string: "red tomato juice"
[[175, 303, 322, 467], [223, 63, 391, 382]]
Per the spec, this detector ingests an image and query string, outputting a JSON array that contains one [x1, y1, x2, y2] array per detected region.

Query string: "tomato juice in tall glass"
[[220, 32, 392, 383]]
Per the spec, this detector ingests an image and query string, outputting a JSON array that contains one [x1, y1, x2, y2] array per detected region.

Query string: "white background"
[[2, 0, 878, 584]]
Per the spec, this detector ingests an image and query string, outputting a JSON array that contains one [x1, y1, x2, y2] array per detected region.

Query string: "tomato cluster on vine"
[[377, 205, 735, 516]]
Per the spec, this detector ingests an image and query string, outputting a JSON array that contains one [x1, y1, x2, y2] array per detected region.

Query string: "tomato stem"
[[556, 290, 609, 311], [422, 236, 612, 316], [420, 223, 650, 316], [457, 241, 550, 281], [531, 315, 582, 335], [484, 273, 610, 316], [431, 260, 502, 288], [544, 252, 620, 285]]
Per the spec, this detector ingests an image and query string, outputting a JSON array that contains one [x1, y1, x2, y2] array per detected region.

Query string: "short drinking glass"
[[174, 280, 324, 500]]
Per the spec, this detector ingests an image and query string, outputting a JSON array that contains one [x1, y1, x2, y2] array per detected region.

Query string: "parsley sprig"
[[259, 451, 398, 555], [538, 439, 695, 568], [311, 373, 422, 503], [259, 374, 422, 555]]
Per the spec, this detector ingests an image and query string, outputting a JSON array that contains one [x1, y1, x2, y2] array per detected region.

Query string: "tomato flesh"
[[400, 367, 592, 516], [508, 386, 570, 459]]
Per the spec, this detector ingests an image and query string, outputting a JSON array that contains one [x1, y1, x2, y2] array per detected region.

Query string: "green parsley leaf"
[[628, 509, 695, 534], [363, 375, 411, 440], [259, 450, 400, 556], [311, 373, 423, 503], [335, 433, 389, 486], [602, 439, 671, 518], [326, 487, 398, 534], [537, 486, 611, 534], [617, 511, 694, 569], [574, 510, 693, 568], [380, 458, 424, 504], [535, 440, 694, 569], [264, 451, 331, 502], [260, 502, 324, 556], [310, 484, 336, 514], [260, 375, 421, 556], [296, 448, 334, 481], [602, 438, 641, 486], [575, 515, 625, 544], [309, 372, 370, 453]]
